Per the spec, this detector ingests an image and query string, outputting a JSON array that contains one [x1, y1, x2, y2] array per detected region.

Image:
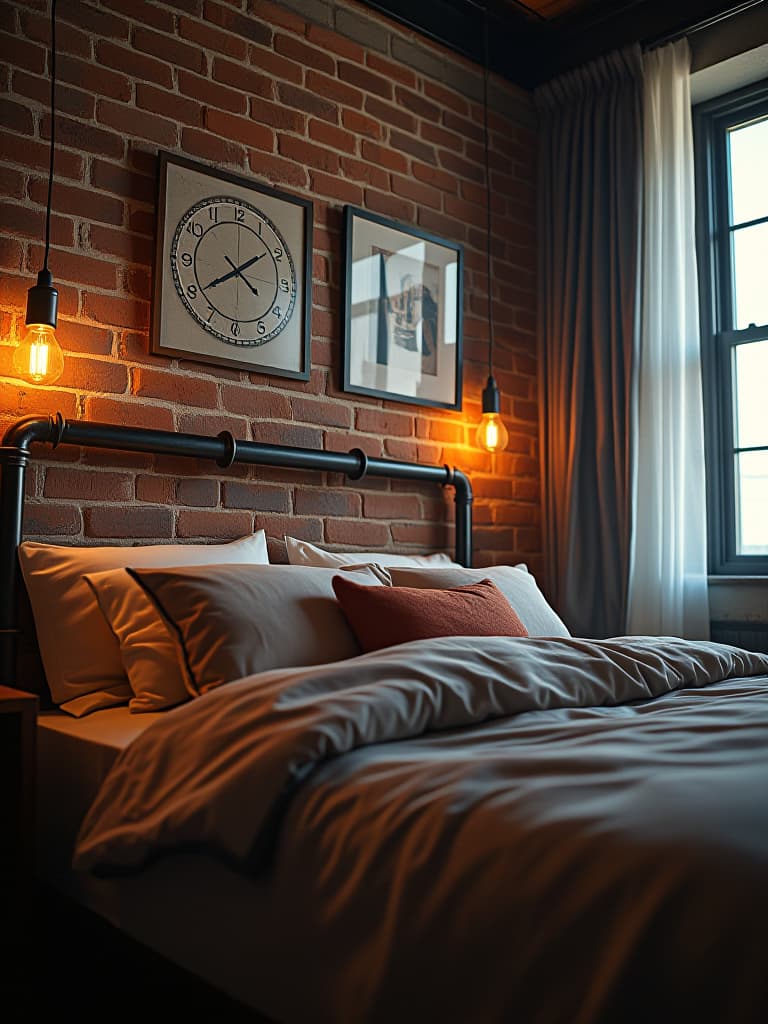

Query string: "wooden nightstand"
[[0, 685, 38, 944]]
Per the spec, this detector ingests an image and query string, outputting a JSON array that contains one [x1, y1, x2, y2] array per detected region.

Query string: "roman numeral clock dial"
[[170, 196, 296, 346]]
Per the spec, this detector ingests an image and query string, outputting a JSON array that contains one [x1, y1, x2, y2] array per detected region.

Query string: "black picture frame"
[[341, 205, 463, 410], [151, 152, 312, 381]]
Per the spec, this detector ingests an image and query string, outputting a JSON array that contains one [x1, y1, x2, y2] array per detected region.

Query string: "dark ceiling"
[[358, 0, 763, 88]]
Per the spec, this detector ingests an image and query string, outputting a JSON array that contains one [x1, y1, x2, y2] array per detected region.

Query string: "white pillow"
[[284, 535, 460, 569], [387, 564, 571, 638], [18, 531, 269, 717]]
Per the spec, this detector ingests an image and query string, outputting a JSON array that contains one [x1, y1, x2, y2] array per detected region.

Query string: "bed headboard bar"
[[0, 412, 473, 685]]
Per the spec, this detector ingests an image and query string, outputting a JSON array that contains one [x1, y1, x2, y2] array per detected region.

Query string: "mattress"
[[36, 706, 281, 1016]]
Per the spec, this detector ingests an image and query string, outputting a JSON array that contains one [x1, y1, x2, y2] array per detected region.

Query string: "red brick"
[[390, 174, 442, 210], [248, 150, 309, 189], [356, 408, 414, 437], [11, 72, 95, 120], [176, 478, 219, 507], [84, 293, 149, 331], [294, 489, 361, 517], [291, 396, 351, 429], [203, 2, 272, 46], [279, 136, 339, 174], [90, 159, 156, 203], [212, 56, 273, 99], [309, 170, 363, 206], [249, 96, 305, 133], [57, 53, 132, 102], [97, 98, 178, 147], [102, 0, 175, 32], [27, 246, 117, 291], [41, 114, 125, 160], [85, 397, 174, 431], [422, 122, 463, 153], [366, 53, 416, 88], [0, 32, 45, 75], [89, 224, 153, 265], [330, 421, 386, 454], [0, 130, 84, 181], [339, 157, 389, 190], [325, 519, 390, 548], [276, 83, 337, 124], [95, 41, 173, 90], [205, 109, 273, 152], [308, 119, 357, 155], [44, 468, 133, 502], [20, 10, 91, 58], [176, 509, 253, 539], [338, 61, 392, 100], [248, 0, 301, 34], [136, 84, 202, 127], [178, 69, 247, 114], [341, 108, 382, 139], [254, 513, 323, 544], [361, 141, 408, 174], [60, 3, 129, 40], [178, 15, 248, 60], [248, 45, 303, 85], [363, 188, 414, 224], [181, 127, 246, 169], [176, 411, 249, 438], [221, 385, 290, 418], [131, 368, 219, 408], [438, 149, 485, 184], [133, 27, 205, 74], [307, 24, 364, 62], [59, 356, 128, 394], [222, 481, 290, 513], [364, 96, 415, 134], [275, 33, 334, 74], [0, 98, 34, 135], [0, 238, 25, 279], [363, 493, 421, 520], [23, 503, 82, 537], [302, 71, 361, 112], [251, 421, 322, 449], [0, 204, 73, 247], [0, 166, 25, 199], [136, 475, 175, 504], [424, 80, 469, 115], [85, 505, 173, 538], [390, 130, 437, 166], [391, 522, 451, 548]]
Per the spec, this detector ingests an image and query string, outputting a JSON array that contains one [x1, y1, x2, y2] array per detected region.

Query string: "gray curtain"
[[535, 47, 642, 638]]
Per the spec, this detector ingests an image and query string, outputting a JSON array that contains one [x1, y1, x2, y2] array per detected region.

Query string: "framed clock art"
[[151, 152, 313, 379]]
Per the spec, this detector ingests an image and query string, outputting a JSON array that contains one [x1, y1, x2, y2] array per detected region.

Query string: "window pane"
[[728, 116, 768, 225], [732, 222, 768, 329], [733, 339, 768, 449], [735, 450, 768, 555]]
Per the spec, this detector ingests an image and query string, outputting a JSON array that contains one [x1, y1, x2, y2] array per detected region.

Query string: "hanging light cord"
[[482, 4, 493, 379], [43, 0, 56, 273]]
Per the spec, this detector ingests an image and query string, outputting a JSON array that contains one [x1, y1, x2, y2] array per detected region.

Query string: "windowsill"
[[708, 576, 768, 584]]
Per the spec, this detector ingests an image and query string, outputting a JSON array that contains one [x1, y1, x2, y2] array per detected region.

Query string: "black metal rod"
[[0, 414, 473, 686]]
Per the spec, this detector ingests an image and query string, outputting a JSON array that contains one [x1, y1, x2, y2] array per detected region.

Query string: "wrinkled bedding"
[[74, 635, 768, 1023]]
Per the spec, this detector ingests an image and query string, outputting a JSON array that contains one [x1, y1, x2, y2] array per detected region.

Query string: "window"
[[694, 79, 768, 575]]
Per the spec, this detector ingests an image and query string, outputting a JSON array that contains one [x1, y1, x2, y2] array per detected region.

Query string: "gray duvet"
[[74, 635, 768, 1023]]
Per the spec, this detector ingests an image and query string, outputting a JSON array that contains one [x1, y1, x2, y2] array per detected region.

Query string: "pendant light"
[[475, 4, 508, 454], [13, 0, 64, 386]]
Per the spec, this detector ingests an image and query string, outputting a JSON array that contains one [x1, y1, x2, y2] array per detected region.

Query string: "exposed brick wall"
[[0, 0, 540, 572]]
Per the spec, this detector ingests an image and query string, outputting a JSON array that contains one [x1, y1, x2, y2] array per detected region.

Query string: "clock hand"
[[224, 255, 260, 298], [203, 252, 267, 290]]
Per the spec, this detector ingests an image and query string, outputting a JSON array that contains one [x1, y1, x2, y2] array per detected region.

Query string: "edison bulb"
[[13, 323, 64, 385], [476, 411, 509, 453]]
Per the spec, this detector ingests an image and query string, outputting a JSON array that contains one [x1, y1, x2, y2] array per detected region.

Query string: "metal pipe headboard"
[[0, 412, 473, 686]]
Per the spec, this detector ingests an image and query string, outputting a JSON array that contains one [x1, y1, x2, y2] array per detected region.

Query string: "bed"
[[3, 413, 768, 1024]]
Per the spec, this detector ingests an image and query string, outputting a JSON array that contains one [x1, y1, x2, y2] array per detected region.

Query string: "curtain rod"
[[644, 0, 765, 50]]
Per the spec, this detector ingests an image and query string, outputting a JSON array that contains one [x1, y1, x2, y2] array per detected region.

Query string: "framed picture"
[[151, 152, 312, 380], [342, 206, 463, 410]]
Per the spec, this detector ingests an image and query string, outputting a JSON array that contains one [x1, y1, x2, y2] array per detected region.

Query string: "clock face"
[[169, 195, 297, 347]]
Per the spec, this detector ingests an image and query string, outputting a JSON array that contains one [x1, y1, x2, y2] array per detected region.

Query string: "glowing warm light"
[[476, 411, 509, 453], [13, 323, 64, 385]]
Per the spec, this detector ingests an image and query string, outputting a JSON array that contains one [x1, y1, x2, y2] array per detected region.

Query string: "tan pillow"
[[127, 563, 386, 696], [84, 568, 189, 714], [387, 565, 572, 638], [284, 535, 459, 568], [18, 531, 269, 716]]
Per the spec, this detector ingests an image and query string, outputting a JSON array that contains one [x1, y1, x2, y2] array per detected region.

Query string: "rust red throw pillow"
[[331, 574, 529, 653]]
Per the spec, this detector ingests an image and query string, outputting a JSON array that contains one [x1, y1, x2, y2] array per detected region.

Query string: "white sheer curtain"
[[627, 38, 710, 639]]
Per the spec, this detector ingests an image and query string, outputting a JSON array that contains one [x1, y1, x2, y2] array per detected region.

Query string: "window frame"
[[693, 78, 768, 576]]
